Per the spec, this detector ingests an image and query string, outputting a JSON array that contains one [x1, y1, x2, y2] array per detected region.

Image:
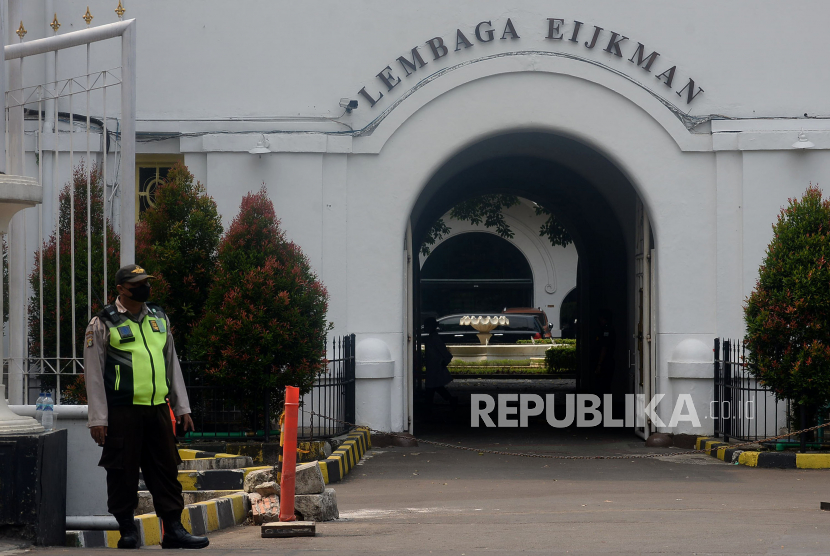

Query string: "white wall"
[[10, 0, 830, 435], [18, 1, 830, 122]]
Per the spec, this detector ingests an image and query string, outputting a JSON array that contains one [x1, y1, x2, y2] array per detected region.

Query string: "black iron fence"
[[180, 334, 355, 442], [713, 338, 791, 442], [302, 334, 355, 440]]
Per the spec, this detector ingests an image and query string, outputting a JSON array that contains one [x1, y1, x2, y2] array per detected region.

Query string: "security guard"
[[84, 264, 208, 549]]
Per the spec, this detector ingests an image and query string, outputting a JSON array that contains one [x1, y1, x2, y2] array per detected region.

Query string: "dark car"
[[422, 313, 546, 344], [503, 307, 553, 338]]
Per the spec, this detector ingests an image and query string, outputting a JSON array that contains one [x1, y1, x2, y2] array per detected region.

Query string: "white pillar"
[[715, 151, 745, 339], [42, 0, 55, 235], [0, 2, 6, 403], [0, 3, 5, 174], [119, 20, 135, 265], [7, 0, 25, 404], [666, 339, 714, 435], [355, 338, 394, 432]]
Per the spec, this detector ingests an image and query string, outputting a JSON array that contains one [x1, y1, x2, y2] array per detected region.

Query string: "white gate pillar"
[[119, 21, 136, 265], [7, 0, 26, 404], [355, 338, 394, 432]]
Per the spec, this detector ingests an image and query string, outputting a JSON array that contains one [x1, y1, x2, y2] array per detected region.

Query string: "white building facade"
[[10, 1, 830, 437]]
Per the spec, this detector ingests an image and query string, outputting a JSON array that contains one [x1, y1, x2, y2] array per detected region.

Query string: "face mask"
[[127, 283, 151, 302]]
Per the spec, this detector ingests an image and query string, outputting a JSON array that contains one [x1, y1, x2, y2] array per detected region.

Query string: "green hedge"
[[448, 358, 533, 367], [448, 366, 551, 375], [516, 338, 576, 345], [516, 339, 553, 344], [545, 345, 577, 373]]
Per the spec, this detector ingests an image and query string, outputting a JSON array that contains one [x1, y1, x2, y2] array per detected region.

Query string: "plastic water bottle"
[[42, 392, 54, 431], [35, 392, 45, 423]]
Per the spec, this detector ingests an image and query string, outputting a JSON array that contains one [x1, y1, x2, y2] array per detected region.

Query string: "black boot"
[[161, 521, 209, 549], [115, 514, 140, 549]]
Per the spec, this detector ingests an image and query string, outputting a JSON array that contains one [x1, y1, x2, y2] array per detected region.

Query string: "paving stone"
[[294, 488, 338, 522], [261, 520, 316, 537], [254, 481, 280, 497], [295, 461, 325, 495], [244, 468, 276, 493]]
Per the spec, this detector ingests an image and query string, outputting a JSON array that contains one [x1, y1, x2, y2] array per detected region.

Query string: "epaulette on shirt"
[[97, 303, 125, 325], [145, 302, 165, 318], [98, 302, 166, 323]]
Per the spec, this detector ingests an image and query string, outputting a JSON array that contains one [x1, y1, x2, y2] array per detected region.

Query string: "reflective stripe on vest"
[[104, 313, 169, 406]]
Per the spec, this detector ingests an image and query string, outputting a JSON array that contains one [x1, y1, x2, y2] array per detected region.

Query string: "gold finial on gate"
[[50, 13, 61, 33], [115, 1, 126, 20], [15, 21, 27, 40], [83, 6, 94, 26]]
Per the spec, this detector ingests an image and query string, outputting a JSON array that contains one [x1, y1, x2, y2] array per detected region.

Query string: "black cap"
[[116, 264, 154, 285]]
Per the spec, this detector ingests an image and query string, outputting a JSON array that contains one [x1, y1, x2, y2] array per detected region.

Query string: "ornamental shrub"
[[136, 163, 223, 355], [189, 187, 330, 409], [516, 338, 576, 345], [545, 345, 577, 373], [28, 162, 121, 403], [744, 185, 830, 409]]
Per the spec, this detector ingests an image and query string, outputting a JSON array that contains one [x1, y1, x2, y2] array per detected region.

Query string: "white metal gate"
[[633, 198, 656, 438], [2, 4, 135, 405]]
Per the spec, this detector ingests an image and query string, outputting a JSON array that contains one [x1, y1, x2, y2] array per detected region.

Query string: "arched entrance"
[[408, 131, 655, 435], [346, 56, 715, 436]]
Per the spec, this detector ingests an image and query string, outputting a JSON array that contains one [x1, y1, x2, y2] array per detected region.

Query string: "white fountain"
[[0, 168, 42, 431], [0, 384, 43, 434], [0, 175, 43, 433], [460, 315, 509, 345], [0, 174, 41, 233], [0, 9, 44, 424]]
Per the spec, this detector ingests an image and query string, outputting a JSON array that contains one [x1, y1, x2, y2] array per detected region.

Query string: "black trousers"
[[426, 386, 453, 404], [99, 404, 183, 522]]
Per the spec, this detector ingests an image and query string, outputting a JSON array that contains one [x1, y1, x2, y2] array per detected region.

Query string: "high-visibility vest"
[[100, 304, 169, 407]]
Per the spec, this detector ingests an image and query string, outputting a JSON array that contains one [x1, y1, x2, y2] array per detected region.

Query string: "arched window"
[[420, 232, 533, 317]]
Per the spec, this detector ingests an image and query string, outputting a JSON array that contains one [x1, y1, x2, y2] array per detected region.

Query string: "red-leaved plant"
[[744, 185, 830, 411], [136, 163, 223, 355], [189, 187, 331, 411]]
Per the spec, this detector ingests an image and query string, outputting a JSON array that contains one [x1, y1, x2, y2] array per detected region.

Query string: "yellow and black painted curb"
[[178, 448, 241, 460], [695, 436, 830, 469], [177, 448, 253, 471], [66, 492, 250, 548], [318, 428, 371, 484], [180, 439, 330, 465], [176, 466, 271, 491]]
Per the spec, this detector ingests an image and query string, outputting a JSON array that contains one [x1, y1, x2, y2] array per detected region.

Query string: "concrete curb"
[[181, 440, 331, 465], [318, 428, 371, 484], [137, 489, 244, 515], [695, 436, 830, 468], [177, 448, 254, 471], [65, 492, 250, 548], [176, 466, 272, 491]]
